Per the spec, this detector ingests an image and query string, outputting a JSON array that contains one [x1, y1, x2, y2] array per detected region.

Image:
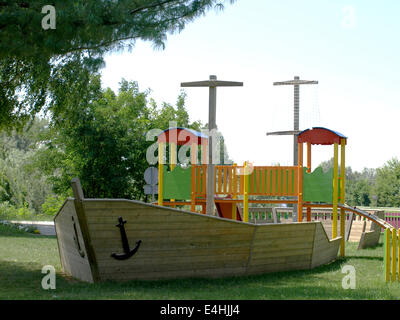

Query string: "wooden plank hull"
[[54, 199, 94, 283], [55, 199, 340, 282]]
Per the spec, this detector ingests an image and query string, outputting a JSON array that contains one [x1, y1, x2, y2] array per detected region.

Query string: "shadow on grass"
[[343, 256, 383, 261], [358, 243, 384, 250], [0, 260, 65, 300], [0, 230, 391, 300], [91, 258, 391, 300], [0, 257, 397, 300]]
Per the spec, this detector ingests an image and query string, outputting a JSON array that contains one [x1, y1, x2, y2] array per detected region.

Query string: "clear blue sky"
[[101, 0, 400, 171]]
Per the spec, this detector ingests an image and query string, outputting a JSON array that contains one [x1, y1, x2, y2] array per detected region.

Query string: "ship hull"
[[55, 198, 341, 283]]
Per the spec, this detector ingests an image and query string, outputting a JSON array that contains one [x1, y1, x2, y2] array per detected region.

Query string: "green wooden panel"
[[303, 166, 334, 203], [163, 165, 192, 200]]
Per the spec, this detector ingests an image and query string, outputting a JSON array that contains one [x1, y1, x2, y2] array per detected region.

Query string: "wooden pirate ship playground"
[[54, 127, 392, 283]]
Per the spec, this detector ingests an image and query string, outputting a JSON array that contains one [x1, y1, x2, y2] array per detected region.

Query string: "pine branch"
[[60, 3, 204, 54], [0, 1, 29, 8], [129, 0, 179, 15]]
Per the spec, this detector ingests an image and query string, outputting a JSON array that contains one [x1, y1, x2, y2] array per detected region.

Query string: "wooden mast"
[[181, 75, 243, 215]]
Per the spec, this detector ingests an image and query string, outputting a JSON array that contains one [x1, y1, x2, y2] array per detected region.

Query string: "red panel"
[[297, 128, 347, 145], [157, 128, 208, 145], [215, 201, 242, 221]]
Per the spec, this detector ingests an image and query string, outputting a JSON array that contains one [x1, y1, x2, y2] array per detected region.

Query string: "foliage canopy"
[[0, 0, 234, 128]]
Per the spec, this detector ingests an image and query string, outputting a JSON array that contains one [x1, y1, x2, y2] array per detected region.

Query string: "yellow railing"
[[213, 165, 298, 197], [384, 228, 400, 282]]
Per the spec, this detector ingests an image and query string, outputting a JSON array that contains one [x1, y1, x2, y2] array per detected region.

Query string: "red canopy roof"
[[157, 127, 208, 145], [297, 127, 347, 145]]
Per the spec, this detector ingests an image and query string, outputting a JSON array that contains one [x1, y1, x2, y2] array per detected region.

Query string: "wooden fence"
[[384, 211, 400, 229]]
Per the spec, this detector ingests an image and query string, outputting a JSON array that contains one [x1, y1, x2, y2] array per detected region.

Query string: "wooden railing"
[[247, 166, 298, 196], [193, 164, 207, 197], [214, 165, 243, 196], [195, 165, 299, 198]]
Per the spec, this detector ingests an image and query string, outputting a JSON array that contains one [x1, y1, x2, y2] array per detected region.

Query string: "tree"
[[317, 158, 375, 206], [0, 0, 235, 129], [0, 117, 56, 213], [372, 158, 400, 207], [340, 166, 375, 206], [34, 77, 203, 200]]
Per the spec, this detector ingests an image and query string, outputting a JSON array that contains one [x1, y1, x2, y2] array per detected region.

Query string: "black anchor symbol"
[[111, 217, 142, 260]]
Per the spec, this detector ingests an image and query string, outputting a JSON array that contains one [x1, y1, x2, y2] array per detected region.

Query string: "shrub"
[[0, 201, 18, 221], [41, 195, 65, 217], [0, 201, 35, 221], [16, 204, 34, 220]]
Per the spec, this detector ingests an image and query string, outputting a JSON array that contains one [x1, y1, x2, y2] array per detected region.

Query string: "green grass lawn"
[[1, 223, 400, 300]]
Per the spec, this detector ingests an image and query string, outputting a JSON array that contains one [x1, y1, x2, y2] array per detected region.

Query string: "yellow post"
[[170, 142, 176, 206], [340, 139, 346, 257], [385, 228, 391, 282], [232, 163, 237, 220], [392, 229, 397, 282], [332, 142, 339, 239], [243, 161, 249, 223], [158, 142, 165, 206]]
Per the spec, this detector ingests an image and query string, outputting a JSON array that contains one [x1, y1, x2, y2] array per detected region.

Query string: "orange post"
[[201, 164, 207, 195], [232, 163, 237, 220], [306, 142, 311, 173], [306, 207, 311, 222], [158, 142, 165, 206], [298, 142, 303, 222], [191, 143, 197, 212], [306, 142, 311, 222], [332, 142, 339, 239], [170, 142, 176, 208], [243, 161, 249, 222]]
